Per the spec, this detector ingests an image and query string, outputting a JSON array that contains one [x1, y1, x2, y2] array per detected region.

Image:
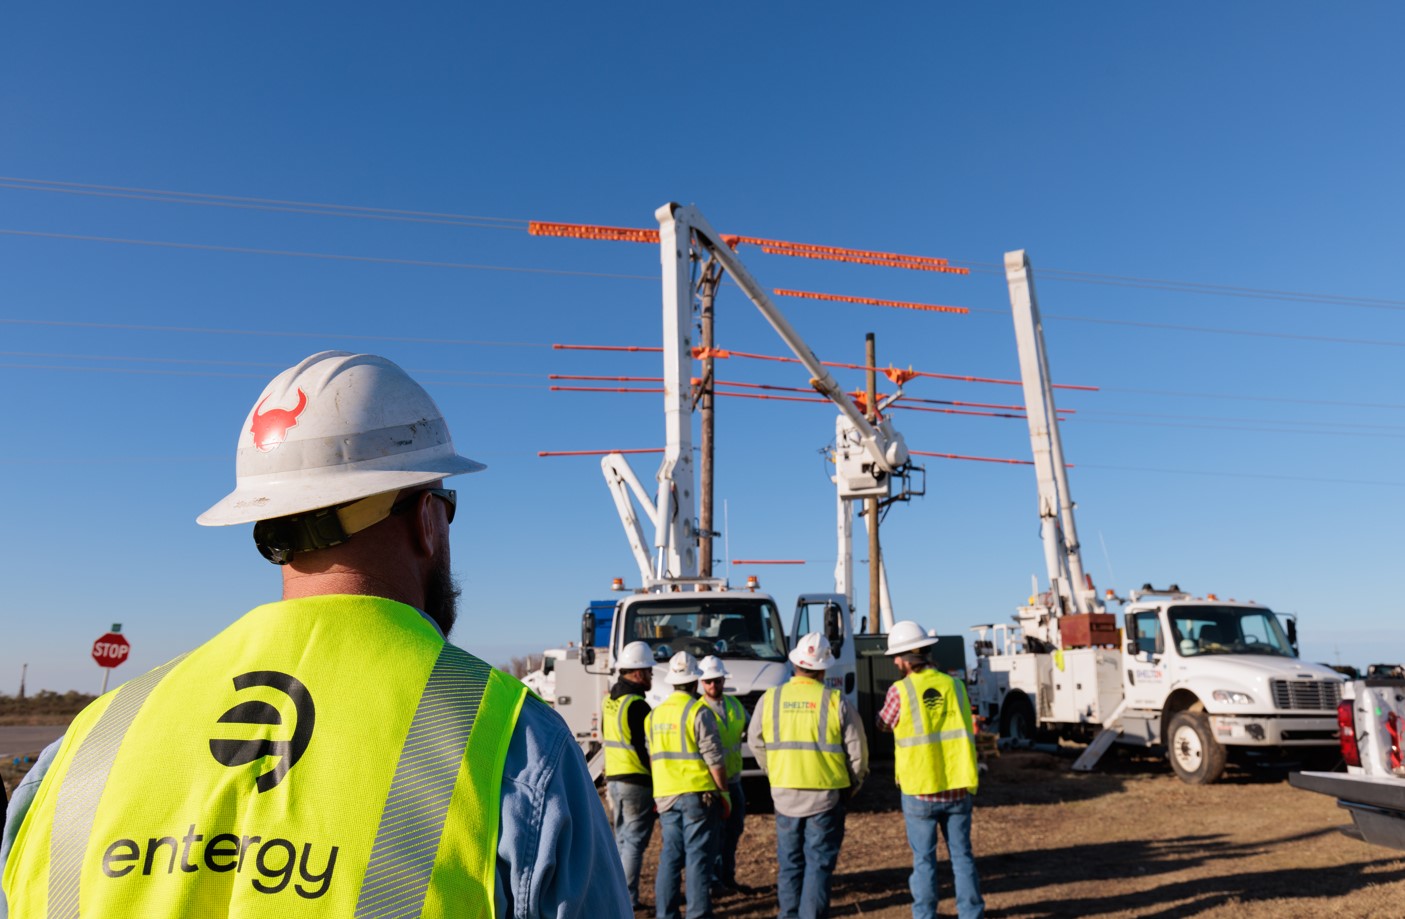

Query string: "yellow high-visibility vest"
[[892, 668, 979, 796], [603, 693, 649, 778], [757, 677, 849, 790], [708, 695, 747, 781], [2, 595, 527, 918], [646, 692, 714, 797]]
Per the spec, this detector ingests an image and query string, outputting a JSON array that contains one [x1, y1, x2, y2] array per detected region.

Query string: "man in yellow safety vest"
[[0, 351, 629, 918], [749, 632, 868, 919], [877, 620, 984, 919], [697, 655, 749, 894], [647, 651, 730, 919], [604, 639, 658, 910]]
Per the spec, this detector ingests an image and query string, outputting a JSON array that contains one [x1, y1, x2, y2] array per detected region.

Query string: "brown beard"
[[424, 555, 462, 637]]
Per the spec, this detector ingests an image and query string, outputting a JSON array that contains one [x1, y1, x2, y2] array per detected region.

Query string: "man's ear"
[[413, 491, 439, 558]]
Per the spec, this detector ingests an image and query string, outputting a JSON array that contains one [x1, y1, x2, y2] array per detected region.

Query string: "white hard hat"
[[199, 351, 484, 527], [665, 651, 704, 685], [789, 632, 837, 670], [886, 620, 939, 655], [698, 656, 730, 681], [616, 641, 656, 672]]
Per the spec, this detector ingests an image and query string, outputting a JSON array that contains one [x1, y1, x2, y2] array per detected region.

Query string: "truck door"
[[794, 594, 858, 708], [1123, 610, 1169, 710]]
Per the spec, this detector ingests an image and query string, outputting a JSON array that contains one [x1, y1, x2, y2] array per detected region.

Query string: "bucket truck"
[[543, 203, 918, 780], [967, 250, 1344, 784]]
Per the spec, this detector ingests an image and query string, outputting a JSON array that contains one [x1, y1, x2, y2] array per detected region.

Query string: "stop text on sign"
[[92, 634, 131, 668]]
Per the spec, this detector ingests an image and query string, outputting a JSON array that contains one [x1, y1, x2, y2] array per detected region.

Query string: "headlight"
[[1212, 690, 1254, 705]]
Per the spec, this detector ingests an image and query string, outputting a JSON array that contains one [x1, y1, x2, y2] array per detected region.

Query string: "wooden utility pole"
[[865, 333, 882, 633], [698, 262, 721, 579]]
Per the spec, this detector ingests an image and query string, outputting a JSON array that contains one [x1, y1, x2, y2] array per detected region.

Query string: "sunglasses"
[[392, 487, 457, 524]]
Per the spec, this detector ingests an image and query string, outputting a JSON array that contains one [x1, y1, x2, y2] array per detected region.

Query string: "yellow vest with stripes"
[[603, 693, 649, 778], [708, 695, 747, 781], [757, 678, 849, 790], [893, 668, 979, 796], [1, 596, 527, 919], [646, 692, 714, 797]]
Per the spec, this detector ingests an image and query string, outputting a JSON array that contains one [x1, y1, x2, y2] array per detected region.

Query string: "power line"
[[0, 317, 551, 348], [0, 363, 543, 388], [0, 229, 654, 282]]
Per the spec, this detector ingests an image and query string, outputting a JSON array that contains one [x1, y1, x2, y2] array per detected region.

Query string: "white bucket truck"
[[968, 252, 1342, 785]]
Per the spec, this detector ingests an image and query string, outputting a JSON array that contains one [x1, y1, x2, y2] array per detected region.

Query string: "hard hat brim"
[[787, 649, 838, 670], [197, 453, 485, 526], [665, 672, 703, 685], [884, 635, 939, 655]]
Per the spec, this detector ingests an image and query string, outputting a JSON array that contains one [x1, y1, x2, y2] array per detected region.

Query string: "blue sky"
[[2, 4, 1402, 692]]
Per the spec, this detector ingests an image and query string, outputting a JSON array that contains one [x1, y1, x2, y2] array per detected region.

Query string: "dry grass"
[[637, 749, 1405, 918]]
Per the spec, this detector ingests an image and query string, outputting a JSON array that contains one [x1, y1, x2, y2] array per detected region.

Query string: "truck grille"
[[1270, 679, 1342, 711]]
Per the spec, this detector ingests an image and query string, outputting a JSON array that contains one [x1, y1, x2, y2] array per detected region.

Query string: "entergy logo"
[[209, 671, 315, 792]]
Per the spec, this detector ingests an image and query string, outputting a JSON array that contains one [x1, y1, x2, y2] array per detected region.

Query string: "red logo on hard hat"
[[251, 388, 308, 453]]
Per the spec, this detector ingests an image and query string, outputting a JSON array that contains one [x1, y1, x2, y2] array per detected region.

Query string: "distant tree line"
[[0, 690, 97, 724], [502, 654, 544, 679]]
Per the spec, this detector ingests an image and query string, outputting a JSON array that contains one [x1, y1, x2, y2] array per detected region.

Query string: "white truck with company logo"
[[1291, 677, 1405, 849], [968, 252, 1343, 785]]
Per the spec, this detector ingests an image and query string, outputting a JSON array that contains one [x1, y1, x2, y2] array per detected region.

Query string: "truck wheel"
[[1000, 695, 1037, 744], [1167, 711, 1227, 785]]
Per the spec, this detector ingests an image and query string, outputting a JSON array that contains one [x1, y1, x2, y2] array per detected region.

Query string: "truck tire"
[[1167, 710, 1227, 785], [1000, 695, 1037, 744]]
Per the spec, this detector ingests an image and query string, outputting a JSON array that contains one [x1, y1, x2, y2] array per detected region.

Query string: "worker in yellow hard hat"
[[0, 351, 630, 916]]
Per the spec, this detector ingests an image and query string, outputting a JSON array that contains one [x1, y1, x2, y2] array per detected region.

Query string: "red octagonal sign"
[[92, 632, 131, 669]]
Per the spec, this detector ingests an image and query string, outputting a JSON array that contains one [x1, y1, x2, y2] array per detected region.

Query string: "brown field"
[[640, 749, 1405, 918], [7, 741, 1405, 917]]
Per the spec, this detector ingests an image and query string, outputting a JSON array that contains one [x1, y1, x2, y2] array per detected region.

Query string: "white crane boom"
[[1005, 249, 1096, 615]]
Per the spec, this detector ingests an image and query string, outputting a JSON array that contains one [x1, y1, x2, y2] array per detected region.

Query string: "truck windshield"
[[624, 598, 788, 662], [1166, 606, 1294, 658]]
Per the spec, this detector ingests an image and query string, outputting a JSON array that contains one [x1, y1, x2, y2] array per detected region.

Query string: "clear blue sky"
[[3, 4, 1402, 692]]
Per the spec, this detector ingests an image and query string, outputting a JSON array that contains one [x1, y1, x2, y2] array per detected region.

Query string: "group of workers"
[[0, 351, 982, 919], [604, 622, 985, 919]]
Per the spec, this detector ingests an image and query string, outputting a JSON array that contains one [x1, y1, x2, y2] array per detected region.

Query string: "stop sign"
[[92, 632, 131, 669]]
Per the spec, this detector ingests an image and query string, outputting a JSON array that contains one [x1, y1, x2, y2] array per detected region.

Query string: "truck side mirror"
[[1126, 638, 1140, 656], [824, 603, 844, 654], [580, 611, 596, 667], [1286, 618, 1298, 655]]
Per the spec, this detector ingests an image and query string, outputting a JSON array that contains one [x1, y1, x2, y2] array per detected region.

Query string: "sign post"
[[92, 623, 131, 694]]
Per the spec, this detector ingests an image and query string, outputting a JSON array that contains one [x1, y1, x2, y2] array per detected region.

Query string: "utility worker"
[[605, 639, 658, 910], [0, 351, 629, 918], [697, 656, 748, 894], [878, 620, 984, 919], [647, 651, 730, 919], [750, 633, 868, 919]]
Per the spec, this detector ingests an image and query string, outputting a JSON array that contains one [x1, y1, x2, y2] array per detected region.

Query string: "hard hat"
[[698, 656, 730, 681], [886, 620, 939, 656], [789, 632, 837, 671], [665, 651, 704, 685], [198, 351, 484, 527], [616, 641, 656, 672]]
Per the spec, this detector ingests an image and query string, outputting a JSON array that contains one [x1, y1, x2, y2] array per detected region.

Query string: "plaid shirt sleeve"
[[878, 682, 903, 728]]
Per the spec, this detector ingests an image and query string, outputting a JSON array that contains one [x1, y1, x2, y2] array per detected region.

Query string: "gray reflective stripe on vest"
[[47, 655, 188, 919], [767, 684, 844, 755], [897, 675, 974, 747], [651, 700, 704, 760], [355, 643, 490, 919]]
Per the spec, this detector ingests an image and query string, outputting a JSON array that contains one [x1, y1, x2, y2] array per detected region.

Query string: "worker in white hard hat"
[[878, 620, 984, 919], [697, 655, 750, 894], [749, 632, 868, 919], [605, 640, 658, 909], [0, 351, 630, 918], [645, 650, 731, 919]]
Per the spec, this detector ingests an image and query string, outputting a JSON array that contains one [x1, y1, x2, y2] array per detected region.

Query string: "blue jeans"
[[608, 780, 656, 906], [774, 804, 846, 919], [715, 779, 747, 885], [657, 792, 719, 919], [901, 794, 985, 919]]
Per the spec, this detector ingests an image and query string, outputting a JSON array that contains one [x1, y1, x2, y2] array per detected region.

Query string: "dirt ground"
[[7, 744, 1405, 916], [636, 749, 1405, 918]]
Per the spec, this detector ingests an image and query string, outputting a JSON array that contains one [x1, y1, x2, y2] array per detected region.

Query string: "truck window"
[[1167, 605, 1294, 658], [1129, 612, 1163, 654], [625, 598, 788, 662]]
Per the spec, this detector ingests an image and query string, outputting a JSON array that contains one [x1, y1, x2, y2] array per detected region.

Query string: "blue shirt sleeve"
[[495, 694, 631, 918], [1, 737, 62, 919]]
